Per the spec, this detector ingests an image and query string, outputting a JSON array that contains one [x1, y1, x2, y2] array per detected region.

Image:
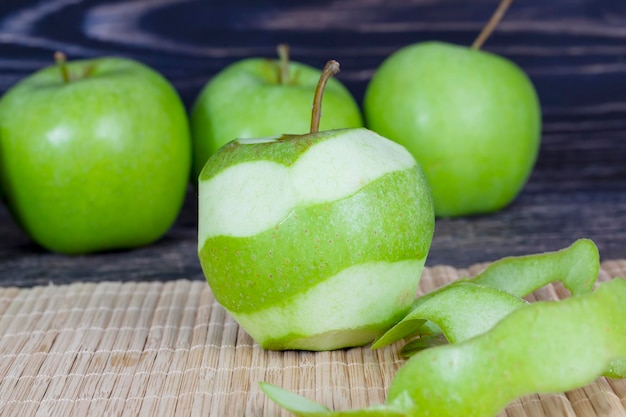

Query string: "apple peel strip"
[[372, 238, 600, 350], [261, 277, 626, 417]]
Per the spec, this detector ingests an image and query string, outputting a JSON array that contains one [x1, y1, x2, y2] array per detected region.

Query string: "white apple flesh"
[[198, 127, 434, 350]]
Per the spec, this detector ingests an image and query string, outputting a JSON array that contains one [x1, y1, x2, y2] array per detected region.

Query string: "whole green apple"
[[190, 45, 363, 179], [0, 54, 191, 254], [198, 61, 434, 351], [364, 41, 541, 217]]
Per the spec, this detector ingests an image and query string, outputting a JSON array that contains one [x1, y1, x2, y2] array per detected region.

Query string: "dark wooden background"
[[0, 0, 624, 287]]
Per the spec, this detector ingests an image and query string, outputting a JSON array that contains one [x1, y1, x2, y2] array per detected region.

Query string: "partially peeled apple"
[[198, 61, 435, 350]]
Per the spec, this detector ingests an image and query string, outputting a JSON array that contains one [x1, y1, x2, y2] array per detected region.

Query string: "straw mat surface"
[[1, 261, 625, 417]]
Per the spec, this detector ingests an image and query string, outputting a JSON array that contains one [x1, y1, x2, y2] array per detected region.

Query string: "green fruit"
[[190, 49, 363, 180], [0, 55, 191, 254], [261, 277, 626, 417], [198, 127, 434, 350], [364, 41, 541, 217]]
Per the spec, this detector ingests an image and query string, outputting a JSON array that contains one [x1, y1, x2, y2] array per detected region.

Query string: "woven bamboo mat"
[[0, 261, 625, 417]]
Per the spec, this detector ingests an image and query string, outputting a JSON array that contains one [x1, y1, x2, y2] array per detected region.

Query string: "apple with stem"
[[364, 0, 541, 217], [198, 60, 434, 351], [190, 44, 363, 180], [0, 53, 191, 254]]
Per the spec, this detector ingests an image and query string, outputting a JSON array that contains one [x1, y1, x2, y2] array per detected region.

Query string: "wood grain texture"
[[0, 0, 625, 286]]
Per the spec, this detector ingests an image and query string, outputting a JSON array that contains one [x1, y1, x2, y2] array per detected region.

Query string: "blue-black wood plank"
[[0, 0, 624, 286]]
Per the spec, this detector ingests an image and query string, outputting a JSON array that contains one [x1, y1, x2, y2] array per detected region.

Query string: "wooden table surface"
[[0, 0, 624, 288]]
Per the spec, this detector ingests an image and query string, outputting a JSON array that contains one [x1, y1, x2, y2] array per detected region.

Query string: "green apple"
[[364, 2, 541, 217], [0, 53, 191, 254], [190, 45, 363, 180], [197, 61, 434, 351]]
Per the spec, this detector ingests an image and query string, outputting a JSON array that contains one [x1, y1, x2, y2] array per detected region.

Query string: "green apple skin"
[[0, 57, 191, 254], [198, 127, 434, 351], [190, 58, 363, 180], [364, 41, 541, 217]]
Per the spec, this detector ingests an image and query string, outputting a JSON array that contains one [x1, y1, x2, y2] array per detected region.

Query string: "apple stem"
[[54, 51, 71, 83], [471, 0, 514, 50], [277, 44, 290, 85], [310, 60, 340, 133]]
